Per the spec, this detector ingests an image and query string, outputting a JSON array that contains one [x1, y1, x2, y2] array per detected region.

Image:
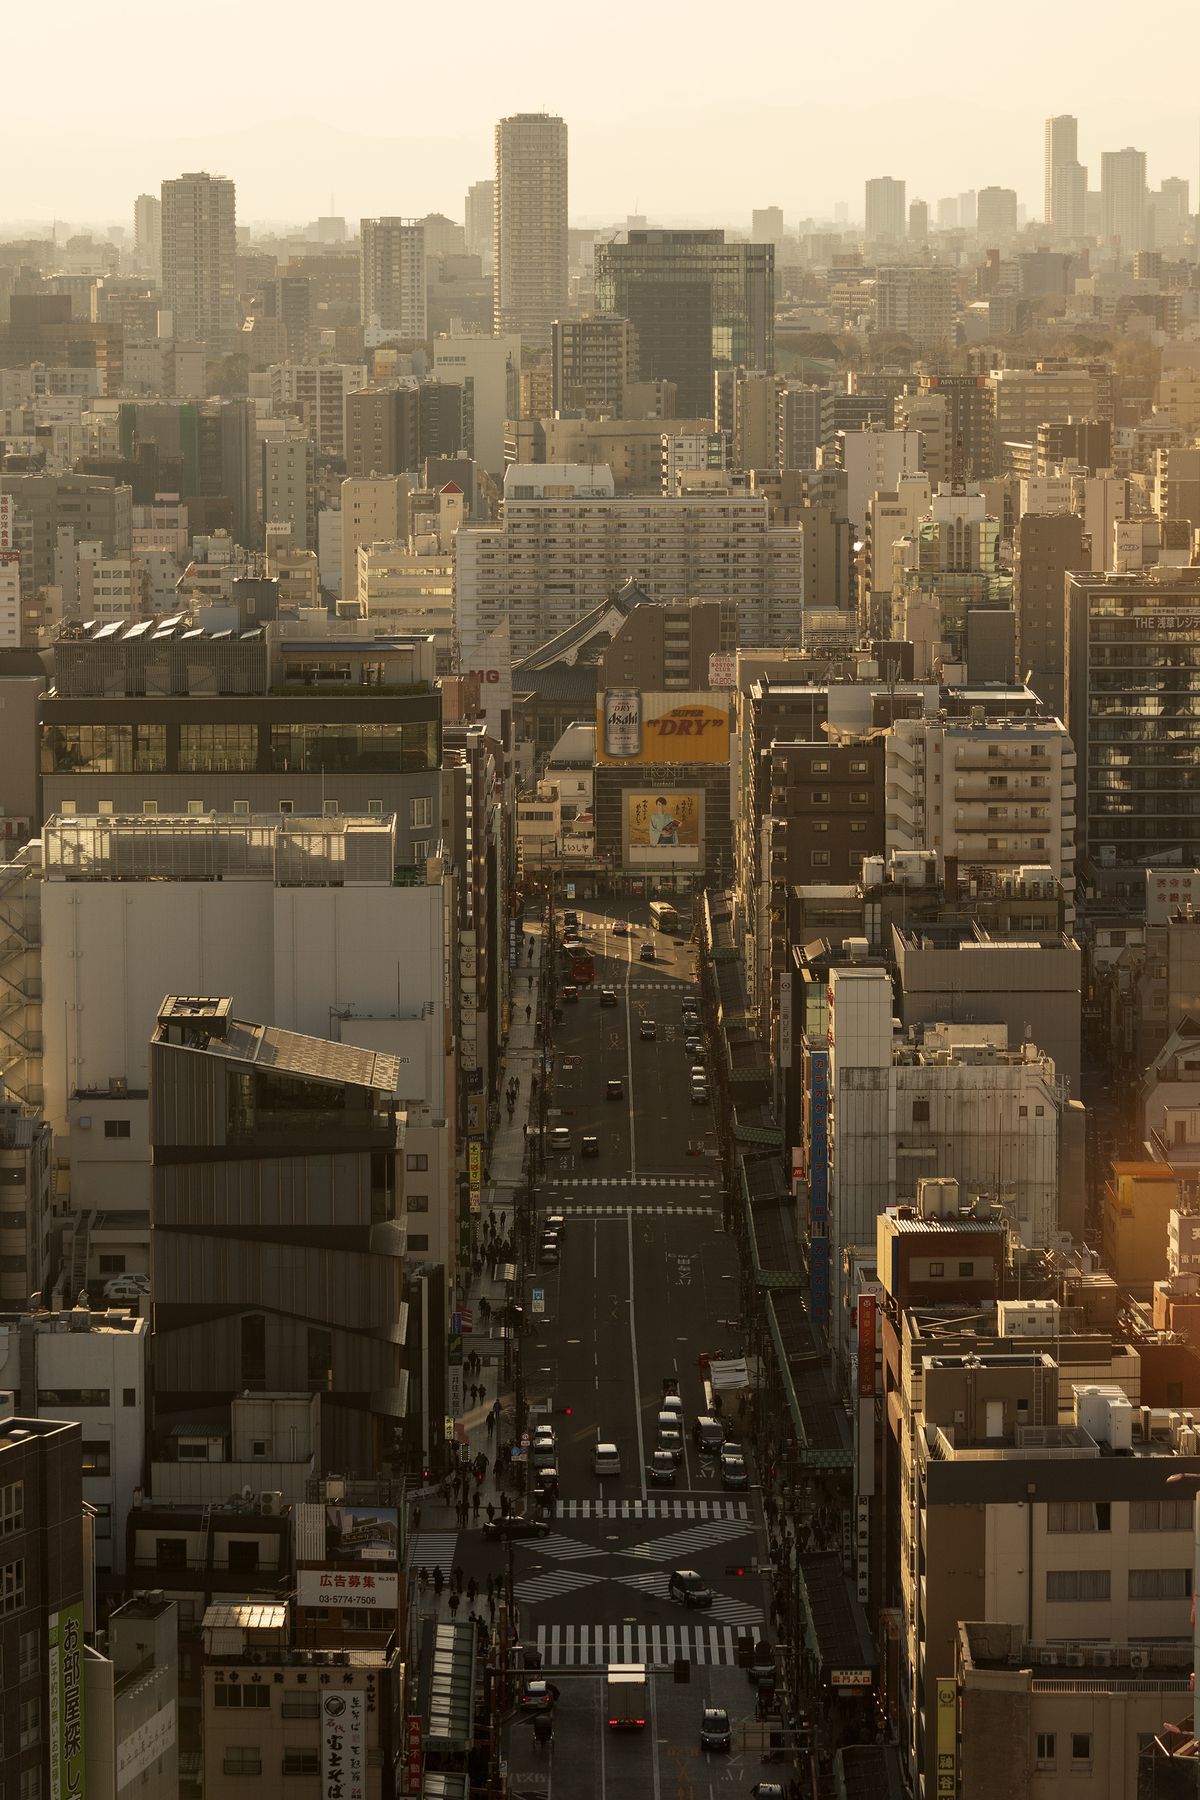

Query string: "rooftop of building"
[[0, 1306, 148, 1337], [0, 1414, 79, 1450], [153, 996, 402, 1094], [42, 813, 404, 887], [114, 1592, 177, 1624], [960, 1620, 1192, 1686]]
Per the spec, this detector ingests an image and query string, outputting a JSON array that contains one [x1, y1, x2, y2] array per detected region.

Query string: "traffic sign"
[[450, 1311, 462, 1335], [520, 1430, 531, 1448], [532, 1287, 545, 1315]]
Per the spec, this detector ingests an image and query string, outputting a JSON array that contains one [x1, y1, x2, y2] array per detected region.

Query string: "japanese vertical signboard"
[[809, 1049, 830, 1324], [468, 1138, 482, 1215], [406, 1716, 423, 1794], [936, 1678, 957, 1797], [321, 1689, 366, 1800], [857, 1293, 877, 1398], [48, 1603, 86, 1800]]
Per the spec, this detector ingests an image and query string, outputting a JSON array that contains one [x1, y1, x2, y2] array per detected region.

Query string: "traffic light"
[[725, 1564, 749, 1576]]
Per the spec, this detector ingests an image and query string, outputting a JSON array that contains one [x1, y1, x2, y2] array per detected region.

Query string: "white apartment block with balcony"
[[356, 542, 454, 669], [455, 463, 806, 724], [269, 361, 367, 460], [886, 714, 1076, 924]]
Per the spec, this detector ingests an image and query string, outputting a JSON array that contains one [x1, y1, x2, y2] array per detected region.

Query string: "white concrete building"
[[26, 814, 456, 1282], [269, 360, 367, 459], [841, 426, 924, 537], [340, 474, 407, 603], [356, 543, 454, 667], [432, 332, 521, 475], [827, 967, 1076, 1372], [886, 714, 1077, 923], [0, 1304, 147, 1573], [0, 550, 19, 644], [455, 464, 805, 726], [360, 217, 427, 344]]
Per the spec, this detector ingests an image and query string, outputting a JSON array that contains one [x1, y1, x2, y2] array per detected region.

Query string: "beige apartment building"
[[161, 172, 237, 352], [494, 112, 568, 348], [340, 475, 407, 602], [991, 365, 1109, 469], [506, 414, 713, 494], [356, 541, 454, 667], [552, 314, 639, 416]]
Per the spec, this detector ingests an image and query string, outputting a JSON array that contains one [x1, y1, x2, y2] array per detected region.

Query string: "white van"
[[592, 1442, 622, 1476]]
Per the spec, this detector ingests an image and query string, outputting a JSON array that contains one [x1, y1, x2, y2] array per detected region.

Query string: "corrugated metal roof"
[[203, 1602, 287, 1631]]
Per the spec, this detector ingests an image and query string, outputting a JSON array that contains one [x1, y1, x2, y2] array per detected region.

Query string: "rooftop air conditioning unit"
[[1130, 1649, 1151, 1670]]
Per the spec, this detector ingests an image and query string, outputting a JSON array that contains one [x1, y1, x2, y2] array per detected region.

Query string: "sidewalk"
[[406, 921, 546, 1619]]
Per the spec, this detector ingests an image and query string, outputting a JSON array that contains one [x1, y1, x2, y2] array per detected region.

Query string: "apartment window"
[[811, 819, 829, 833], [19, 1695, 40, 1751], [104, 1119, 131, 1139], [413, 840, 432, 861], [0, 1256, 22, 1274], [232, 800, 250, 816], [408, 1233, 430, 1252], [281, 1692, 322, 1721], [1019, 1105, 1028, 1118], [406, 1194, 429, 1214], [322, 799, 339, 817], [0, 1482, 22, 1535], [37, 1390, 110, 1409], [154, 1537, 188, 1571], [849, 790, 870, 805], [99, 1255, 124, 1274], [19, 1769, 40, 1800], [122, 1388, 136, 1407], [958, 1261, 974, 1277], [1071, 1734, 1092, 1766], [278, 800, 294, 814], [1035, 1104, 1044, 1117], [222, 1748, 263, 1775], [1131, 1499, 1194, 1531], [1048, 1500, 1110, 1532], [367, 799, 383, 814], [849, 760, 869, 775], [307, 1326, 333, 1394], [811, 759, 830, 774], [850, 822, 867, 834], [18, 1628, 38, 1680], [226, 1540, 260, 1576], [810, 851, 830, 867], [186, 800, 205, 816], [141, 800, 158, 816], [406, 1152, 428, 1172], [215, 1685, 270, 1709], [811, 790, 830, 805], [411, 795, 434, 830], [1035, 1733, 1056, 1769], [1046, 1568, 1110, 1601], [80, 1442, 111, 1477], [1128, 1567, 1192, 1600], [282, 1752, 320, 1776], [911, 1099, 930, 1124], [928, 1262, 944, 1278], [1, 1559, 25, 1615]]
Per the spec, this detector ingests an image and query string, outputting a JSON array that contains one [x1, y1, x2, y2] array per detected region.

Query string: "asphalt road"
[[495, 902, 780, 1796]]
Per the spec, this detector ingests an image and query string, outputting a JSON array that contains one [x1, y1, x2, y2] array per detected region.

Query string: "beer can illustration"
[[603, 687, 641, 758]]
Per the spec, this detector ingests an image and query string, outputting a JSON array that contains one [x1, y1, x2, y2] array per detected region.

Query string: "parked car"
[[538, 1237, 560, 1266], [103, 1278, 145, 1303], [668, 1569, 713, 1608], [482, 1515, 550, 1541], [639, 1018, 657, 1040], [684, 1035, 702, 1058], [543, 1214, 565, 1238], [691, 1082, 709, 1105], [581, 1134, 600, 1158], [600, 987, 618, 1007], [720, 1448, 749, 1490], [548, 1127, 571, 1154]]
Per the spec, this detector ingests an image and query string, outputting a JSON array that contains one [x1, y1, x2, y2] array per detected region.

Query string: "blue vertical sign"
[[809, 1048, 830, 1324]]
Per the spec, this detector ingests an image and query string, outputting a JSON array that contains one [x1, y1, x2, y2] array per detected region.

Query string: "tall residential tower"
[[160, 171, 237, 351], [493, 112, 568, 349]]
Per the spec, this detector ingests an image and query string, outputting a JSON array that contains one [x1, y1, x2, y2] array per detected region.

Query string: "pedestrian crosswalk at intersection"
[[535, 1622, 751, 1667]]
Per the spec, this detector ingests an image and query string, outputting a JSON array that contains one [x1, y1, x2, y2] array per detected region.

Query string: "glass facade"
[[42, 724, 167, 774], [1085, 598, 1200, 860], [179, 724, 258, 772], [594, 231, 774, 418], [268, 721, 437, 773]]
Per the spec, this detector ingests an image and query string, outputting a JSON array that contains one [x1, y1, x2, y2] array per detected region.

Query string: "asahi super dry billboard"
[[596, 690, 730, 765]]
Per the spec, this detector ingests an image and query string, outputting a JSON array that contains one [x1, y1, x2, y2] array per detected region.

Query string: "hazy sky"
[[8, 0, 1200, 230]]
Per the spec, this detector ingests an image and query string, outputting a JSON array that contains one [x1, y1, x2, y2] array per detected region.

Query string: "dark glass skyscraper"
[[594, 230, 774, 417]]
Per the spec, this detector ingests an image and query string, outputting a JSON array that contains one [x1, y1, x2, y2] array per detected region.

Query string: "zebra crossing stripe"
[[543, 1176, 717, 1190], [553, 1203, 716, 1218], [406, 1531, 457, 1573], [514, 1568, 604, 1604], [534, 1623, 740, 1667], [554, 1498, 748, 1521]]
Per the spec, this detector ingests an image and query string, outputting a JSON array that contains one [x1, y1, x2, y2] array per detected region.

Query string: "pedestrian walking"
[[448, 1589, 460, 1618], [488, 1593, 497, 1624], [486, 1412, 494, 1438], [432, 1566, 444, 1595], [501, 1493, 511, 1518], [472, 1490, 481, 1520], [499, 1211, 507, 1231], [418, 1567, 428, 1591], [480, 1296, 491, 1323], [453, 1564, 464, 1592], [478, 1382, 487, 1403], [413, 1503, 422, 1532], [525, 1004, 531, 1023], [467, 1576, 478, 1603], [469, 1383, 478, 1406], [486, 1501, 495, 1523]]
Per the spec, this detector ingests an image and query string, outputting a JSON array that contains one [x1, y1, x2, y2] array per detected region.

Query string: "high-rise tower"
[[493, 112, 568, 349]]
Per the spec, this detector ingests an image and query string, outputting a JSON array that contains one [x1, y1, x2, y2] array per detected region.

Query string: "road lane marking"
[[628, 1210, 647, 1501], [623, 926, 637, 1179]]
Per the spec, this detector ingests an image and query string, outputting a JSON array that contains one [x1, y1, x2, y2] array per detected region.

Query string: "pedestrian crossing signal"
[[725, 1564, 747, 1576]]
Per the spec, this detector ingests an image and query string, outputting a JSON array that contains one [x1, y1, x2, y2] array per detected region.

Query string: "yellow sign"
[[596, 691, 730, 765], [936, 1678, 956, 1797]]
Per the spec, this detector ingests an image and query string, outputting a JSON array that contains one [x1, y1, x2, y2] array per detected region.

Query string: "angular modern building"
[[149, 996, 408, 1472], [594, 230, 774, 417]]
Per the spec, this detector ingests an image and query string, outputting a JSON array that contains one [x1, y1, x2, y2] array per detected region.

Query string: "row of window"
[[222, 1748, 381, 1777], [1049, 1498, 1194, 1532], [43, 720, 440, 776], [1046, 1566, 1192, 1602], [1036, 1731, 1092, 1770]]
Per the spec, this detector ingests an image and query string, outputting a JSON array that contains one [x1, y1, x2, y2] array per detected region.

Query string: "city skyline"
[[3, 0, 1199, 225]]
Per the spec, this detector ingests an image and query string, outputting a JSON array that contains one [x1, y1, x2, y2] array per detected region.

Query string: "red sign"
[[406, 1717, 423, 1794], [857, 1294, 877, 1398]]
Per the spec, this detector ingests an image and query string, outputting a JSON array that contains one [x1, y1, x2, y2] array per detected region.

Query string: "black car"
[[599, 987, 618, 1007], [482, 1515, 550, 1541], [581, 1134, 600, 1158], [606, 1078, 623, 1100], [561, 984, 579, 1003], [647, 1450, 677, 1486], [639, 1018, 657, 1040], [538, 1237, 560, 1266], [668, 1568, 713, 1608], [639, 943, 656, 962], [699, 1706, 732, 1752]]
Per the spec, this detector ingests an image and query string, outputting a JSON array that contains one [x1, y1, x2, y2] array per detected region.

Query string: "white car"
[[103, 1277, 146, 1303], [592, 1442, 622, 1476]]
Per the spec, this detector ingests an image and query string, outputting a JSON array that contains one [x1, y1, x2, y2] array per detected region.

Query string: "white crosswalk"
[[624, 1517, 754, 1561], [406, 1531, 457, 1575], [554, 1499, 749, 1521], [536, 1531, 605, 1562], [542, 1175, 717, 1190], [535, 1622, 743, 1667], [552, 1202, 717, 1216], [613, 1570, 765, 1627], [513, 1568, 606, 1604]]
